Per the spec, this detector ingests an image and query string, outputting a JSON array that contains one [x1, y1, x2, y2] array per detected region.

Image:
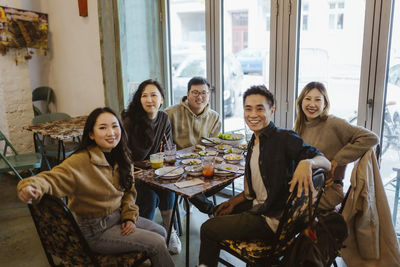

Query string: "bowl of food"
[[179, 152, 199, 159], [215, 156, 224, 164], [216, 144, 232, 153], [181, 158, 202, 165], [223, 153, 244, 164], [223, 147, 243, 155], [185, 165, 203, 176], [238, 143, 248, 150], [218, 133, 245, 145], [198, 150, 218, 157]]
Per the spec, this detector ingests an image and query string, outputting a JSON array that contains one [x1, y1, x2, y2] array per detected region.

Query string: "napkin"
[[175, 178, 204, 188]]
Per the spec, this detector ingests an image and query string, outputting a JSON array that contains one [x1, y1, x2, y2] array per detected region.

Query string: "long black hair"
[[80, 107, 133, 191], [121, 79, 165, 150]]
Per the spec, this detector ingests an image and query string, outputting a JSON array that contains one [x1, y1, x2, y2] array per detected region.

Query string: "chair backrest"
[[32, 86, 54, 114], [32, 112, 71, 125], [28, 194, 99, 267], [272, 168, 325, 255], [0, 130, 18, 156]]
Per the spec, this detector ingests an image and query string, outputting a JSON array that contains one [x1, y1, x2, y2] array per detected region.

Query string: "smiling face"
[[244, 94, 275, 137], [301, 88, 326, 122], [89, 112, 121, 152], [187, 84, 210, 115], [141, 84, 164, 119]]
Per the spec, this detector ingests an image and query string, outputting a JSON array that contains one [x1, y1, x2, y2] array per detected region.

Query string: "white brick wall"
[[0, 51, 35, 153]]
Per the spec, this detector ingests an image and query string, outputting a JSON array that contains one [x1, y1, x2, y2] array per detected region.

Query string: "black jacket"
[[245, 122, 322, 217]]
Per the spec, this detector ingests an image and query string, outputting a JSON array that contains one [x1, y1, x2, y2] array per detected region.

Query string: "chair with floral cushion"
[[217, 168, 326, 267], [28, 194, 149, 267]]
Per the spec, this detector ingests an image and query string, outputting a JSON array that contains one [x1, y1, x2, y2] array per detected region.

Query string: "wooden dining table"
[[23, 115, 87, 162], [134, 147, 245, 267]]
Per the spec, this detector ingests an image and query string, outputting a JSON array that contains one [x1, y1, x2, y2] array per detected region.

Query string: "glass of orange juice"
[[150, 153, 164, 169], [202, 156, 215, 178]]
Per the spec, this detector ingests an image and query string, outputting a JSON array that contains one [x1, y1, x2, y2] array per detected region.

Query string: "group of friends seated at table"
[[16, 77, 379, 267]]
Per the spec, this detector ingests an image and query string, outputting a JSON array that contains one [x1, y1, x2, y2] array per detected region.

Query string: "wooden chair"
[[32, 113, 80, 168], [32, 86, 54, 116], [217, 168, 326, 267], [29, 194, 149, 267], [0, 130, 42, 180]]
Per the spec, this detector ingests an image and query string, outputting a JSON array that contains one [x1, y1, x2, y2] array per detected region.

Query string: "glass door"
[[295, 0, 367, 185], [296, 0, 366, 122], [169, 0, 206, 105], [381, 0, 400, 232], [222, 0, 271, 133]]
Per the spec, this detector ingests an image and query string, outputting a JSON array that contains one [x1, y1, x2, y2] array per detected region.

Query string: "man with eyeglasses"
[[165, 76, 222, 216], [165, 76, 221, 150]]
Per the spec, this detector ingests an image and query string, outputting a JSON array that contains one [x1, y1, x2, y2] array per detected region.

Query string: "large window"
[[114, 0, 398, 231], [381, 0, 400, 232], [297, 0, 365, 122], [169, 0, 206, 106]]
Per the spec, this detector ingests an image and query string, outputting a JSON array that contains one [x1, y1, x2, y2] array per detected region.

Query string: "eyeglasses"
[[190, 90, 210, 97]]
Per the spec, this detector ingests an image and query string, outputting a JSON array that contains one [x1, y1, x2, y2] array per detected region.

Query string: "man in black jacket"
[[198, 85, 331, 267]]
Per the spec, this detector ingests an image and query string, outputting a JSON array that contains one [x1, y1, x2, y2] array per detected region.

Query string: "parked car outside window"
[[172, 54, 243, 117]]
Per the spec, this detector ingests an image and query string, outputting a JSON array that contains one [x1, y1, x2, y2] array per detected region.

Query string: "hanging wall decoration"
[[0, 6, 48, 55]]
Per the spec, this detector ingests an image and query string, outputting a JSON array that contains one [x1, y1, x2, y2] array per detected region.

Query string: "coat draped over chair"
[[342, 149, 400, 267]]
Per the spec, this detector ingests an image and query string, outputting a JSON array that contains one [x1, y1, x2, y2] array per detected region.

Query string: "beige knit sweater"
[[300, 115, 379, 166], [165, 96, 222, 149], [17, 145, 139, 222]]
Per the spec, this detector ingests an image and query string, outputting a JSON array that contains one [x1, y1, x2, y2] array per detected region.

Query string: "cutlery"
[[214, 167, 241, 174], [175, 173, 186, 183], [154, 166, 182, 179]]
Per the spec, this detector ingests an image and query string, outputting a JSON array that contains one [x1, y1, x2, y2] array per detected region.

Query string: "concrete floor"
[[0, 172, 245, 267], [0, 172, 349, 267]]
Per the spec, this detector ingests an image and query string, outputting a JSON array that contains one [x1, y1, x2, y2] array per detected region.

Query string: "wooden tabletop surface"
[[24, 115, 87, 140], [134, 147, 245, 199]]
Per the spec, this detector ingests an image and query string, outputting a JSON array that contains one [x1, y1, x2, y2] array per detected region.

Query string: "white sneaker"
[[168, 229, 182, 254]]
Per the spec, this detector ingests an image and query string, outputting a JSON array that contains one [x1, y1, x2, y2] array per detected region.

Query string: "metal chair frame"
[[217, 168, 326, 267]]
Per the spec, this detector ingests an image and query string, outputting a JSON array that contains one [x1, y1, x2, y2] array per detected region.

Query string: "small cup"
[[164, 144, 177, 165], [202, 156, 215, 178], [150, 153, 164, 169]]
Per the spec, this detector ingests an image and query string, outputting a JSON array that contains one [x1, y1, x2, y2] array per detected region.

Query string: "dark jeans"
[[135, 182, 175, 220], [199, 200, 275, 267]]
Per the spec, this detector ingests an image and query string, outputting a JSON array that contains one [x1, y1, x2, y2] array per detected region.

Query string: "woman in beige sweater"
[[294, 81, 378, 210], [17, 107, 174, 267]]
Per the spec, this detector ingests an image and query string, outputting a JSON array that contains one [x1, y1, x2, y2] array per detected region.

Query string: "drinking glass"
[[202, 156, 215, 178], [150, 153, 164, 169], [164, 144, 177, 165]]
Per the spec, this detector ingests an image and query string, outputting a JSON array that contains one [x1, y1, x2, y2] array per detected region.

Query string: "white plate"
[[214, 164, 240, 176], [181, 158, 202, 165], [154, 167, 184, 179], [179, 153, 199, 159]]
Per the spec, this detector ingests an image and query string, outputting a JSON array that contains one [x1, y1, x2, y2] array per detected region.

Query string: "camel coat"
[[341, 149, 400, 267]]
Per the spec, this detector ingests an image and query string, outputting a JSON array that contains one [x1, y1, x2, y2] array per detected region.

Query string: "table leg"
[[57, 140, 66, 164], [184, 197, 190, 267], [57, 140, 62, 163]]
